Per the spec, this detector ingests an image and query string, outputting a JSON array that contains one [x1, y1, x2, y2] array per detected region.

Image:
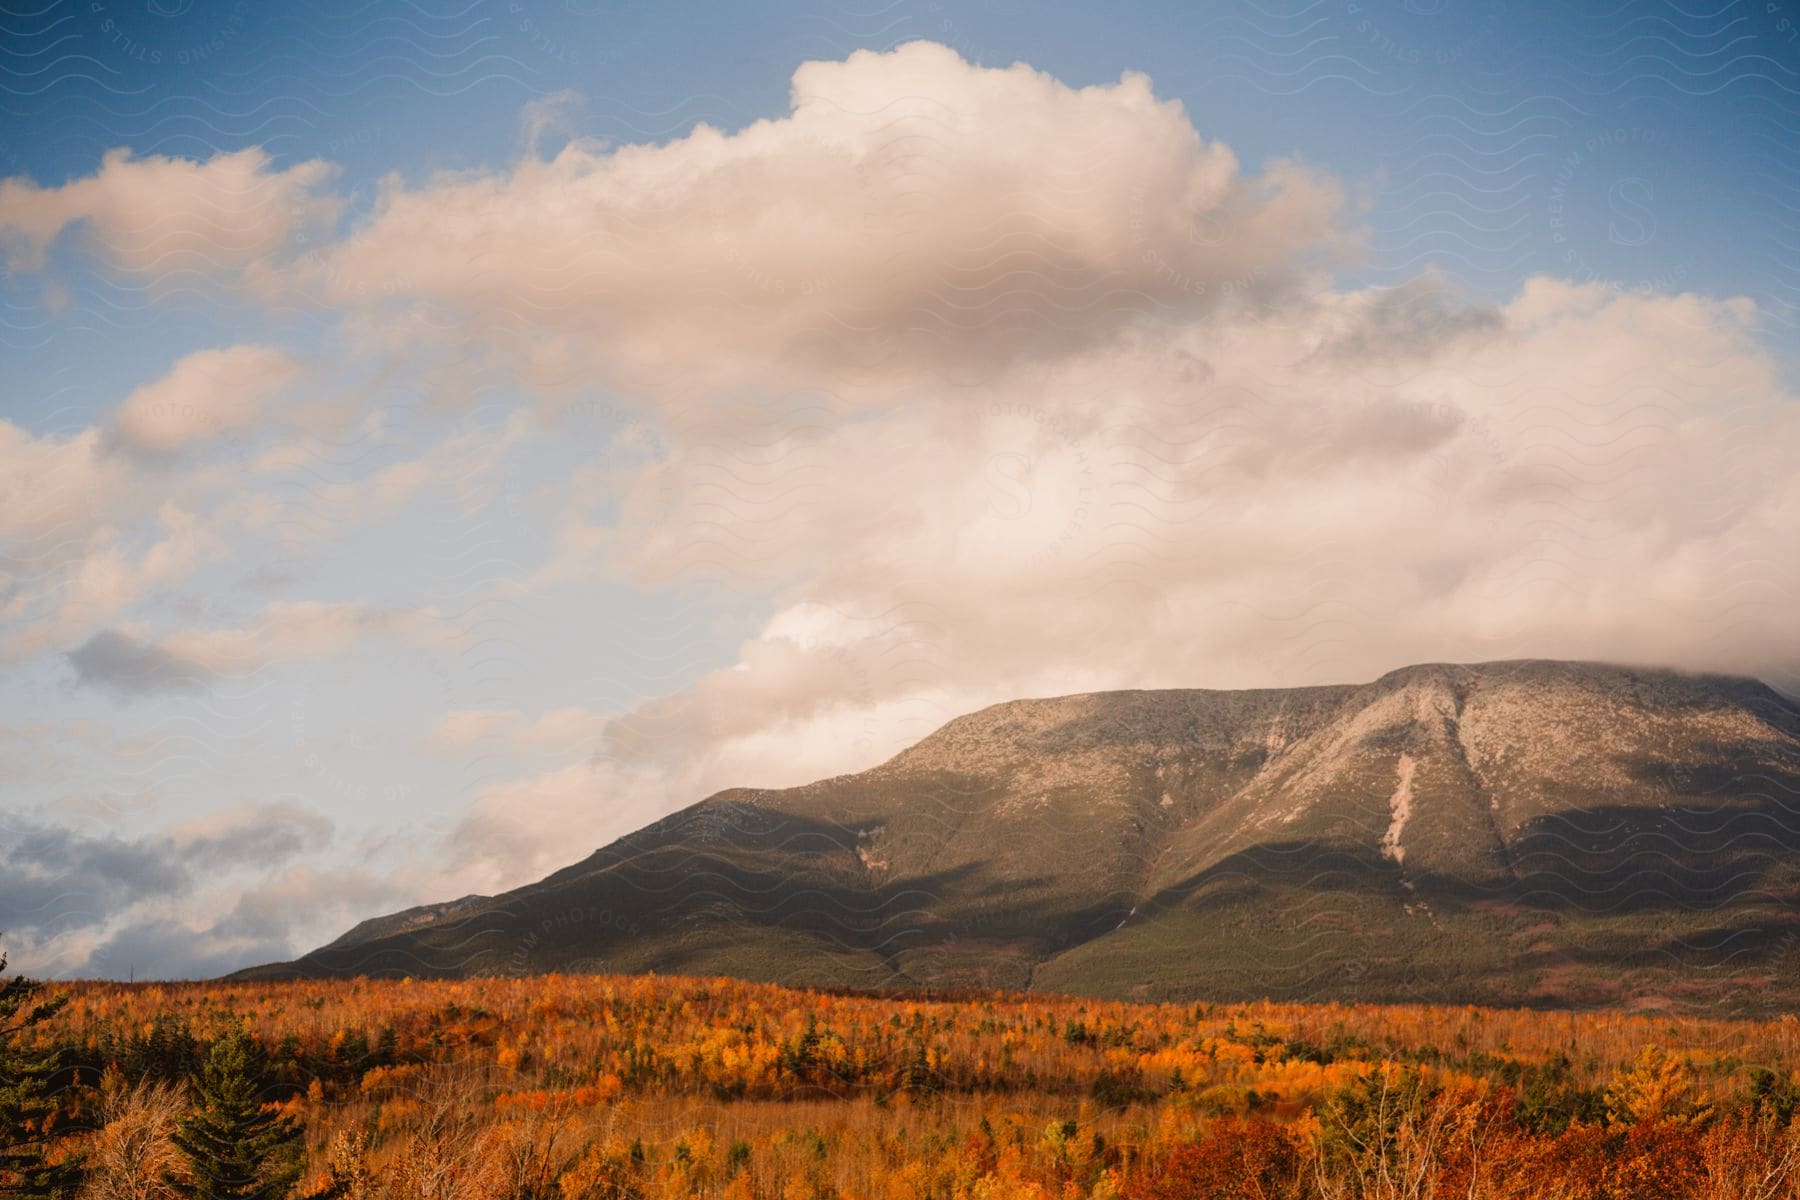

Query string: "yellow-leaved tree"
[[1604, 1045, 1712, 1126]]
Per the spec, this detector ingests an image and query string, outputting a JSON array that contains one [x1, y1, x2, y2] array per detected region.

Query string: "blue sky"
[[3, 0, 1799, 977]]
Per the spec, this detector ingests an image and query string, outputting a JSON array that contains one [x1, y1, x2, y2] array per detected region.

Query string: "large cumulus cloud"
[[311, 41, 1351, 401]]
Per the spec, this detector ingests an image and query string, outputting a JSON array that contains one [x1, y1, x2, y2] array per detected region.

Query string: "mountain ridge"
[[239, 659, 1800, 1012]]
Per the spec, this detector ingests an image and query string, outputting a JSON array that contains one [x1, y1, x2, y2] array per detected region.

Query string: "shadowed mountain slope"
[[240, 660, 1800, 1012]]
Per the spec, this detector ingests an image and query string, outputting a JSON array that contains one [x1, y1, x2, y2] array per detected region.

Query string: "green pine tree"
[[169, 1032, 303, 1200], [0, 945, 78, 1200]]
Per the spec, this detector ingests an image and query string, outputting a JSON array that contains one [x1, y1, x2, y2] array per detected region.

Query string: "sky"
[[3, 0, 1799, 978]]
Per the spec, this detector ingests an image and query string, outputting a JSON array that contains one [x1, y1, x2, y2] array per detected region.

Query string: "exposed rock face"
[[317, 895, 491, 952], [242, 661, 1800, 1013]]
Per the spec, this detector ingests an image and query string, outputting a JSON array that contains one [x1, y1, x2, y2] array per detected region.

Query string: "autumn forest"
[[8, 961, 1800, 1200]]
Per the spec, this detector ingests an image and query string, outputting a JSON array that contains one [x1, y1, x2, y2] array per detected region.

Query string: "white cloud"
[[156, 600, 464, 676], [4, 501, 226, 662], [0, 344, 307, 660], [1, 345, 515, 667], [0, 147, 338, 280], [611, 278, 1799, 700], [313, 41, 1349, 403], [57, 600, 461, 698], [0, 422, 123, 546], [431, 708, 526, 746], [112, 345, 303, 456], [429, 706, 610, 751], [439, 759, 615, 894]]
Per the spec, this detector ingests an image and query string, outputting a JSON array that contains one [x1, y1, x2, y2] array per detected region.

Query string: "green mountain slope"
[[238, 660, 1800, 1012]]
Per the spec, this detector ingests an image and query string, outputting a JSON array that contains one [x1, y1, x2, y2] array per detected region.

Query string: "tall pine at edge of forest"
[[169, 1031, 303, 1200], [0, 947, 78, 1200]]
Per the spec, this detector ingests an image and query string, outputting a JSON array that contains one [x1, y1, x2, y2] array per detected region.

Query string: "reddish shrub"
[[1129, 1118, 1305, 1200]]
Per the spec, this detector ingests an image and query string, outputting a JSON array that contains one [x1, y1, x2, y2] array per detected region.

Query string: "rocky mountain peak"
[[244, 660, 1800, 1014]]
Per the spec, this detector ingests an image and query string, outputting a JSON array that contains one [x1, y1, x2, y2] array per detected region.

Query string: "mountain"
[[240, 660, 1800, 1012], [315, 894, 491, 953]]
